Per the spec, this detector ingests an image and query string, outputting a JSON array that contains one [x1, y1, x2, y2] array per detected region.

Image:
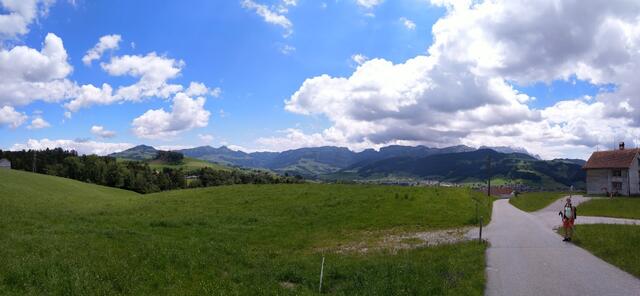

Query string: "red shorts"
[[563, 219, 574, 228]]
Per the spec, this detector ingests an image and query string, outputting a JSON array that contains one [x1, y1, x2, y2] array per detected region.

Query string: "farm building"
[[583, 142, 640, 196], [0, 158, 11, 169]]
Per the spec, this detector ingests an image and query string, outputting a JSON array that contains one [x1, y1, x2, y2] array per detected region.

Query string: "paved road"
[[484, 199, 640, 296]]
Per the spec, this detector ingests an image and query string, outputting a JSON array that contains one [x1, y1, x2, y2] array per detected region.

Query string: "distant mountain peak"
[[109, 144, 158, 160], [479, 145, 541, 159]]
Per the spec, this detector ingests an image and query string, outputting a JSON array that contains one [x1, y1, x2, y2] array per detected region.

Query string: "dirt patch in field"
[[326, 226, 478, 254], [279, 281, 298, 289]]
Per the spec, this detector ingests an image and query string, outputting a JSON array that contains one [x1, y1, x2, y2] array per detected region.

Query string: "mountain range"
[[110, 144, 586, 189]]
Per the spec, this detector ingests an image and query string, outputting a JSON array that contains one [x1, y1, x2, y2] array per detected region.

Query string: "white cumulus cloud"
[[131, 92, 210, 139], [0, 0, 55, 40], [82, 34, 122, 65], [185, 81, 220, 98], [90, 125, 116, 138], [351, 53, 369, 66], [0, 33, 75, 107], [11, 138, 134, 155], [274, 0, 640, 159], [0, 105, 28, 128], [27, 117, 50, 129], [101, 52, 184, 101]]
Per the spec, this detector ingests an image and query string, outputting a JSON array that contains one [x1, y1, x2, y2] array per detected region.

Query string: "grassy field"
[[0, 169, 492, 295], [509, 192, 569, 212], [577, 198, 640, 219], [563, 225, 640, 278], [146, 157, 230, 171]]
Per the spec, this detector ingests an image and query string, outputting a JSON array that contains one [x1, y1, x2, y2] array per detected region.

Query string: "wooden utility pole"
[[487, 155, 492, 197]]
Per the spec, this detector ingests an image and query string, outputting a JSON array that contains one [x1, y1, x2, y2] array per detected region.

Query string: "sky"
[[1, 0, 640, 160]]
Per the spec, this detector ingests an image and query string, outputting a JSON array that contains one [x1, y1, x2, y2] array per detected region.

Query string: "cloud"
[[356, 0, 383, 9], [242, 0, 293, 37], [351, 53, 368, 65], [27, 117, 50, 129], [0, 33, 75, 106], [276, 0, 640, 159], [131, 92, 210, 139], [280, 44, 296, 55], [0, 106, 28, 128], [65, 52, 187, 112], [64, 83, 115, 112], [0, 0, 55, 40], [90, 125, 116, 138], [427, 0, 640, 126], [399, 17, 416, 30], [10, 138, 134, 155], [198, 133, 214, 143], [82, 34, 122, 65], [101, 52, 184, 101], [185, 81, 220, 97]]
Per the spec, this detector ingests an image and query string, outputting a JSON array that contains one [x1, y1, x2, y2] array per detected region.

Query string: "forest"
[[0, 148, 302, 193]]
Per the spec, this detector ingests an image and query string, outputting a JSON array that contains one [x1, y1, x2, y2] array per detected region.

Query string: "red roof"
[[486, 187, 513, 196], [583, 148, 640, 169]]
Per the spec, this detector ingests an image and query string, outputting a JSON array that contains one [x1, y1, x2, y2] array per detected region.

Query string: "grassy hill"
[[147, 157, 230, 171], [334, 149, 585, 190], [0, 169, 492, 295], [109, 144, 158, 160]]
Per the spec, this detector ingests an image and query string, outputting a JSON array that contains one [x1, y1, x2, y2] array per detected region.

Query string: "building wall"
[[586, 169, 610, 195], [630, 153, 640, 195]]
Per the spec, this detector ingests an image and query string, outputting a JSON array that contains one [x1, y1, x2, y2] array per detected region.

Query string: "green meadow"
[[126, 156, 231, 171], [509, 192, 569, 212], [563, 224, 640, 278], [0, 169, 492, 295], [577, 198, 640, 219]]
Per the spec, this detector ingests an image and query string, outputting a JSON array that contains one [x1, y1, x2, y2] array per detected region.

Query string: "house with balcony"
[[583, 142, 640, 196]]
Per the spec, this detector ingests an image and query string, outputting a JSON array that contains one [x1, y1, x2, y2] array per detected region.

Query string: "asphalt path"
[[484, 198, 640, 296]]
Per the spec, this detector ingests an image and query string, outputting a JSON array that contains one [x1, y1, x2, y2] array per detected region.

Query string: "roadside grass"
[[560, 224, 640, 278], [509, 192, 569, 212], [0, 169, 492, 295], [577, 198, 640, 219]]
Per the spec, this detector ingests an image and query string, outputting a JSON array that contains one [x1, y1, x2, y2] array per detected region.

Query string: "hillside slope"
[[109, 144, 158, 160], [334, 149, 586, 189], [0, 169, 491, 295], [147, 157, 230, 171]]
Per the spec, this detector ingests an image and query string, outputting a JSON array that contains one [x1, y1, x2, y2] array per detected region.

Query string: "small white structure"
[[0, 158, 11, 169], [583, 142, 640, 196]]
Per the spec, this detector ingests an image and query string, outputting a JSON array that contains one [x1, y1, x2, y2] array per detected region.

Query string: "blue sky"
[[2, 0, 640, 159]]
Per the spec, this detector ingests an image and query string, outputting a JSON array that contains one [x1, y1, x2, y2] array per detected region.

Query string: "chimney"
[[619, 142, 625, 150]]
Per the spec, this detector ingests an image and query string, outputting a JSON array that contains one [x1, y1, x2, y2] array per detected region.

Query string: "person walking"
[[560, 197, 577, 242]]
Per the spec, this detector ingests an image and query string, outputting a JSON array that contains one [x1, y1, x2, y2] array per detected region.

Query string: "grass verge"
[[563, 224, 640, 278], [509, 192, 568, 212], [577, 198, 640, 219]]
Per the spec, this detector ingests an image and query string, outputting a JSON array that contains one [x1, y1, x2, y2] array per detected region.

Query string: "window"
[[612, 182, 623, 191], [612, 169, 622, 177]]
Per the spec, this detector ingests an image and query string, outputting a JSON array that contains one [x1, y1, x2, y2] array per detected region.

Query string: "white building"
[[583, 143, 640, 196], [0, 158, 10, 169]]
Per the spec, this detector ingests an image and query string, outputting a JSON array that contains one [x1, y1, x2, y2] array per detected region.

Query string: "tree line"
[[0, 148, 303, 194]]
